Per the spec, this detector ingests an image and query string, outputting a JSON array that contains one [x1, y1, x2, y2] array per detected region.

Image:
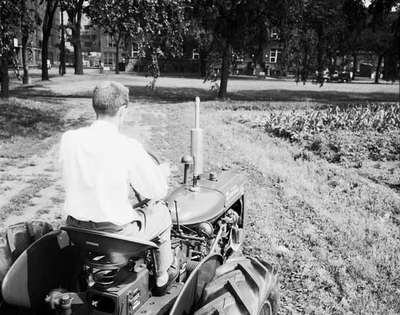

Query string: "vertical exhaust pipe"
[[191, 97, 203, 186]]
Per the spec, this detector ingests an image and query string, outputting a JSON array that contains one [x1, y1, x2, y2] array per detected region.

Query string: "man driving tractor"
[[59, 81, 176, 295]]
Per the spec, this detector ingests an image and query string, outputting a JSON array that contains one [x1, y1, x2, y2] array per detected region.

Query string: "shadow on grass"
[[232, 89, 399, 103], [0, 100, 63, 139], [9, 84, 400, 104], [127, 85, 400, 103]]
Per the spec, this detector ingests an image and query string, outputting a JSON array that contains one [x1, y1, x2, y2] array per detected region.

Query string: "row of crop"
[[264, 104, 400, 137], [247, 104, 400, 164]]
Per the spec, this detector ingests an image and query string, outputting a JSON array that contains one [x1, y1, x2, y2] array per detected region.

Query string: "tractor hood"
[[166, 170, 245, 226]]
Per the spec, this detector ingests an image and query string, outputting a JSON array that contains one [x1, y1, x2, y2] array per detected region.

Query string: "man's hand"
[[159, 163, 170, 178]]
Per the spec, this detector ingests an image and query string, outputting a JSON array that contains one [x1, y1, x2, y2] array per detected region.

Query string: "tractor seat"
[[61, 226, 158, 260]]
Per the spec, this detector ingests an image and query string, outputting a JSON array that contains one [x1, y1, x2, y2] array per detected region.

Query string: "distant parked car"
[[338, 71, 351, 82], [327, 71, 352, 83]]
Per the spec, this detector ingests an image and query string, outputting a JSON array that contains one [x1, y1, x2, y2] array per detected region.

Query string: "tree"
[[186, 22, 214, 77], [283, 0, 367, 84], [0, 0, 20, 97], [360, 17, 397, 83], [20, 0, 41, 84], [382, 9, 399, 82], [136, 0, 189, 88], [86, 0, 135, 74], [193, 0, 274, 98], [86, 0, 188, 82], [303, 0, 347, 83], [340, 0, 367, 79], [269, 0, 296, 76], [41, 0, 59, 80], [63, 0, 84, 74], [367, 0, 400, 83], [59, 1, 66, 75]]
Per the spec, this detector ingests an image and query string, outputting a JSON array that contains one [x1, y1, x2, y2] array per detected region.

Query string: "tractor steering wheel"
[[131, 150, 160, 209]]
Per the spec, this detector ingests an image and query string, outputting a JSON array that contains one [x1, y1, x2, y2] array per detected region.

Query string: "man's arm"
[[128, 140, 169, 201]]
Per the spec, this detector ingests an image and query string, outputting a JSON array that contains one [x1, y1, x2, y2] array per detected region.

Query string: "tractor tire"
[[194, 256, 278, 315]]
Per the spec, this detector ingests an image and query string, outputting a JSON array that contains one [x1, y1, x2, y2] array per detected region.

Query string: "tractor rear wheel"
[[194, 256, 278, 315]]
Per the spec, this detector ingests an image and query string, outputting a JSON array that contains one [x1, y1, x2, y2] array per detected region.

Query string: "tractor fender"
[[169, 254, 223, 315], [1, 229, 76, 309]]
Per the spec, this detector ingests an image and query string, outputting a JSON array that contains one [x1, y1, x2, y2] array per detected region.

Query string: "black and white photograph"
[[0, 0, 399, 314]]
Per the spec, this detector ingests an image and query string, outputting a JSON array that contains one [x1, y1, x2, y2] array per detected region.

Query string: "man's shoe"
[[153, 264, 179, 296]]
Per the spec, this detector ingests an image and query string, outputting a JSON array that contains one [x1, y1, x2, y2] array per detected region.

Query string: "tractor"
[[0, 97, 279, 315]]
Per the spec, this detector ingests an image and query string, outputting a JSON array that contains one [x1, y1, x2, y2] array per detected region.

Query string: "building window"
[[271, 31, 280, 40], [269, 49, 281, 63], [192, 49, 199, 60], [104, 52, 114, 66], [106, 35, 115, 48], [131, 50, 140, 58]]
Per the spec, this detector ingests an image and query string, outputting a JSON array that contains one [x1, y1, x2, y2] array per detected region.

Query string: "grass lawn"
[[0, 73, 399, 314]]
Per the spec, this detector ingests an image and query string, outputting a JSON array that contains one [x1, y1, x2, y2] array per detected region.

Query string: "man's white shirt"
[[59, 120, 168, 226]]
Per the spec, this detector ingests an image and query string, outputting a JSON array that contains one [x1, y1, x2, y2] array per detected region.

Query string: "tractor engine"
[[167, 169, 245, 263], [166, 97, 246, 267]]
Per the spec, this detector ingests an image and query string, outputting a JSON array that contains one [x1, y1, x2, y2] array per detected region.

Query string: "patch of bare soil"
[[0, 97, 93, 231]]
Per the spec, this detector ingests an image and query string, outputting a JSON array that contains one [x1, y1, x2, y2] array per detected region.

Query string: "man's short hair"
[[92, 81, 129, 116]]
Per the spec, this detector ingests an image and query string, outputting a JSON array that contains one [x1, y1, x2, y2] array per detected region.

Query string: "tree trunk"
[[0, 54, 10, 98], [150, 53, 159, 90], [316, 28, 324, 84], [59, 8, 66, 76], [66, 0, 83, 75], [115, 38, 120, 74], [280, 37, 289, 76], [295, 60, 300, 83], [330, 55, 337, 73], [218, 42, 231, 99], [352, 53, 357, 80], [42, 0, 58, 81], [301, 46, 308, 84], [73, 27, 83, 74], [255, 41, 265, 72], [383, 47, 397, 82], [41, 34, 50, 81], [375, 54, 383, 84], [199, 49, 208, 77], [21, 0, 29, 84], [21, 34, 29, 84]]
